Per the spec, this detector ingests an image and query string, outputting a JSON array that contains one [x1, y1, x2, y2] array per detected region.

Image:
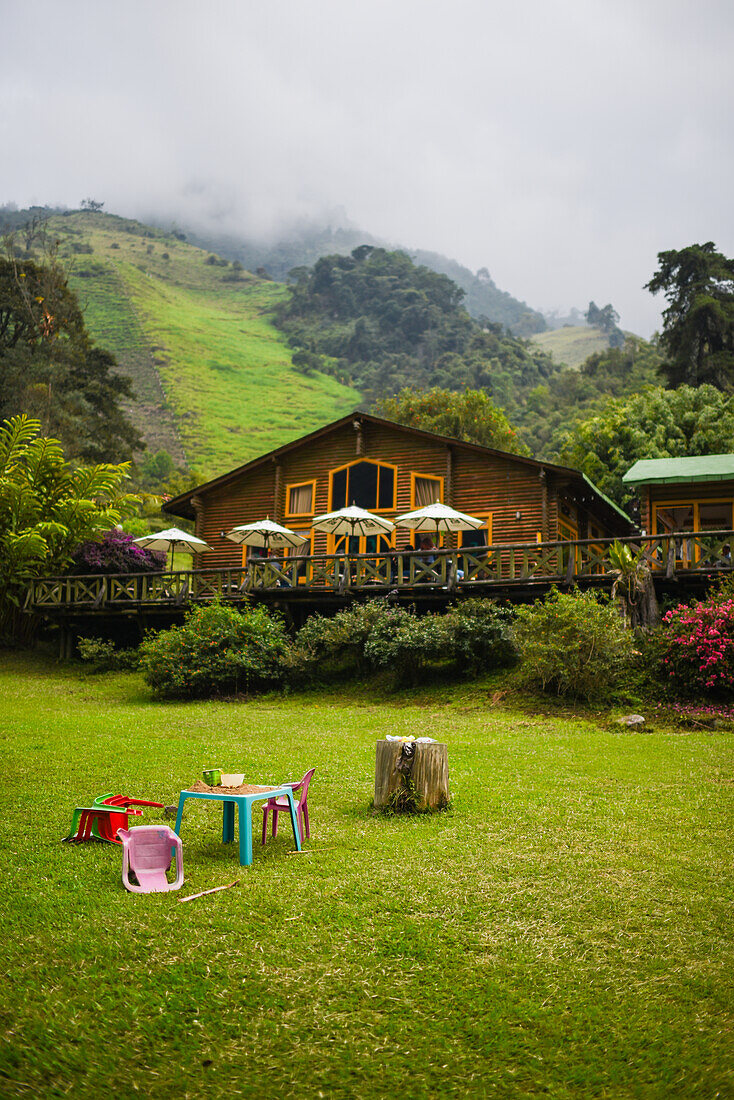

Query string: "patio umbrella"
[[394, 501, 485, 539], [133, 527, 213, 572], [223, 518, 307, 554], [311, 504, 395, 543]]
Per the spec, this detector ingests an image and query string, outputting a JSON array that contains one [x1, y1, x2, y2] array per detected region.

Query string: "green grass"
[[1, 652, 732, 1098], [530, 327, 611, 370], [47, 213, 361, 478]]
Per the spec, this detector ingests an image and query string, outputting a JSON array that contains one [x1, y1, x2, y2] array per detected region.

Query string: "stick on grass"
[[178, 879, 240, 903]]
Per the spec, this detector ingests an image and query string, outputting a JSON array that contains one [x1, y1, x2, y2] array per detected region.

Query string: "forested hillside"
[[274, 246, 559, 407], [0, 207, 360, 479], [4, 205, 725, 515], [168, 219, 547, 335]]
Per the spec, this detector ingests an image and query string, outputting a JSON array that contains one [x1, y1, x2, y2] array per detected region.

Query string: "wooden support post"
[[272, 461, 282, 523], [353, 418, 364, 456], [374, 741, 450, 811], [539, 467, 548, 542]]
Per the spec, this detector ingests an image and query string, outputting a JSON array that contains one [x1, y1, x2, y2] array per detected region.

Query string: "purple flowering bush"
[[659, 591, 734, 697], [70, 531, 165, 575]]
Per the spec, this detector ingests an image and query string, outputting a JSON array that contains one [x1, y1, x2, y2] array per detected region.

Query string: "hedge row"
[[79, 585, 734, 703]]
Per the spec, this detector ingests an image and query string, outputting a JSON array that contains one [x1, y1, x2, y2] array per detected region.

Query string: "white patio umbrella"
[[223, 518, 307, 553], [311, 504, 395, 542], [133, 527, 213, 571], [394, 501, 485, 539]]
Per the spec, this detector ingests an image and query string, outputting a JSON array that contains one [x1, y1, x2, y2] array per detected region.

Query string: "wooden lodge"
[[624, 454, 734, 554], [164, 412, 635, 562], [28, 420, 734, 647]]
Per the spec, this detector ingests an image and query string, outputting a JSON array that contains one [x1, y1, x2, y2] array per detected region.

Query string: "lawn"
[[1, 652, 732, 1098]]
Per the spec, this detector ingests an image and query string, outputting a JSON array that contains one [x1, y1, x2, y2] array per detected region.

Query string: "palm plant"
[[606, 540, 659, 629]]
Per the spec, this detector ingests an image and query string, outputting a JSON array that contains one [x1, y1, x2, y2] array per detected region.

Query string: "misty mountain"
[[150, 217, 547, 337]]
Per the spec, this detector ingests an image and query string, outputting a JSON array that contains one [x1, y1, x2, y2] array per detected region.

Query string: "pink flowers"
[[660, 589, 734, 695]]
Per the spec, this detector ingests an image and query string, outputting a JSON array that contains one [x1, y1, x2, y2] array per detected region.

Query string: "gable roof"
[[623, 454, 734, 487], [164, 411, 632, 528]]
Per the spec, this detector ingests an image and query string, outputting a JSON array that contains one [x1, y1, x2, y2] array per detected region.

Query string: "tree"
[[276, 246, 555, 404], [585, 301, 624, 348], [551, 384, 734, 506], [0, 249, 142, 461], [0, 415, 141, 642], [645, 242, 734, 389], [373, 387, 529, 454]]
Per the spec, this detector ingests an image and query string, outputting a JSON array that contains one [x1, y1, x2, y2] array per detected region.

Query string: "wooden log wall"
[[187, 419, 631, 569]]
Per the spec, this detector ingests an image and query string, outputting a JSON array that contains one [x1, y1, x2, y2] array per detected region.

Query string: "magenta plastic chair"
[[262, 768, 315, 846], [117, 825, 184, 894]]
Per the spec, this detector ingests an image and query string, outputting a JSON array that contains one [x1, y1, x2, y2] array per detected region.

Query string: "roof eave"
[[624, 472, 734, 488]]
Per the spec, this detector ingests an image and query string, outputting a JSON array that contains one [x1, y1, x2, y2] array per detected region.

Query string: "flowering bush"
[[139, 599, 290, 698], [70, 530, 165, 575], [658, 592, 734, 696]]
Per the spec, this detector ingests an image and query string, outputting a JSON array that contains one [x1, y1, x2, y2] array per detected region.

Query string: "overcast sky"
[[3, 0, 733, 336]]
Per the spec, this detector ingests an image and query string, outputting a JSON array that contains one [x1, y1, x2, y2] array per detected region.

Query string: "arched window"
[[329, 460, 397, 512]]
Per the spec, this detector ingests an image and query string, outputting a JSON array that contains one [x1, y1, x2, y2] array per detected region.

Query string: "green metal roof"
[[623, 454, 734, 487]]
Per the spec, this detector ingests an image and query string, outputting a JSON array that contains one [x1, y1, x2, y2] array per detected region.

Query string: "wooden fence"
[[26, 531, 734, 613]]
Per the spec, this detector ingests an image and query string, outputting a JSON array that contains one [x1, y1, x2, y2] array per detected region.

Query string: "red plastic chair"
[[261, 768, 315, 845], [96, 794, 164, 811], [63, 805, 143, 844], [63, 794, 164, 844]]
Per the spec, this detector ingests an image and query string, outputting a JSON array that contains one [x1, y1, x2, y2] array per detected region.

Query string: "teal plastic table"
[[174, 785, 302, 866]]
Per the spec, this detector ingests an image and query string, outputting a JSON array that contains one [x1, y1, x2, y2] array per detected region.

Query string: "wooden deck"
[[27, 531, 734, 625]]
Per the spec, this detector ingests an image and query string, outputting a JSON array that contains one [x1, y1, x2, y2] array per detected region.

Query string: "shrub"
[[513, 588, 633, 700], [290, 598, 397, 681], [70, 530, 165, 575], [138, 600, 289, 698], [364, 607, 449, 685], [78, 636, 139, 672], [292, 597, 518, 686], [658, 589, 734, 697], [443, 598, 517, 676]]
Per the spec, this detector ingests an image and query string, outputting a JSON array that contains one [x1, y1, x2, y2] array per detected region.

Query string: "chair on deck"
[[261, 768, 315, 845]]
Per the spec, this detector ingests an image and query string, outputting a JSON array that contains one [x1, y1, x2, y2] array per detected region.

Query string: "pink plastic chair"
[[117, 825, 184, 894], [261, 768, 315, 846]]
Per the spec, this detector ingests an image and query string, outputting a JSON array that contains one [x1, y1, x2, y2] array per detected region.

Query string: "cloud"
[[2, 0, 733, 335]]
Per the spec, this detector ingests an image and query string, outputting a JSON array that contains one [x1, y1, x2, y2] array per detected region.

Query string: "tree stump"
[[374, 741, 450, 812]]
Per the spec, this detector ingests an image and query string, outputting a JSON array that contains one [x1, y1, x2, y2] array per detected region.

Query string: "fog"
[[2, 0, 733, 335]]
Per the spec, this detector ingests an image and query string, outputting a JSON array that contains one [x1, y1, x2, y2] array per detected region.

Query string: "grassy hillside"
[[530, 325, 611, 369], [44, 212, 360, 478]]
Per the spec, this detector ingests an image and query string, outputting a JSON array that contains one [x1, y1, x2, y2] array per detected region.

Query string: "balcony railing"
[[26, 531, 734, 611]]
